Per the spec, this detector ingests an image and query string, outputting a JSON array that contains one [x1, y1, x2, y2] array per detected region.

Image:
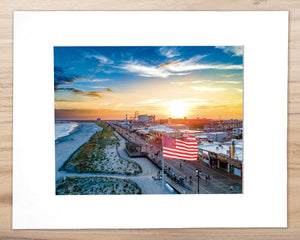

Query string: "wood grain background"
[[0, 0, 299, 239]]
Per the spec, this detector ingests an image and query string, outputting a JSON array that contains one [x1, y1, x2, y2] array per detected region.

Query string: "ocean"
[[55, 121, 79, 140]]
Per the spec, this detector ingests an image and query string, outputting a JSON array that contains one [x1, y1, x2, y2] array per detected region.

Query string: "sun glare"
[[169, 100, 187, 118]]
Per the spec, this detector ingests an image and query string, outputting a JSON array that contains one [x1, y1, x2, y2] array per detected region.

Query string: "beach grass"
[[56, 176, 142, 195], [60, 122, 142, 175]]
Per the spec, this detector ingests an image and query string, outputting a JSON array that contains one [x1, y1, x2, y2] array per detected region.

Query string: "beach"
[[55, 122, 102, 180], [55, 122, 175, 194]]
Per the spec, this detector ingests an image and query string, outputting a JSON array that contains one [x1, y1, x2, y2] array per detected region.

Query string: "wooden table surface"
[[1, 0, 299, 239]]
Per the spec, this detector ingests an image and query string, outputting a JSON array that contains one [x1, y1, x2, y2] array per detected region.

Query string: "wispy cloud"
[[217, 81, 240, 84], [55, 99, 83, 102], [216, 46, 243, 56], [159, 47, 181, 58], [55, 87, 84, 94], [89, 86, 107, 89], [91, 79, 111, 82], [85, 54, 114, 65], [159, 62, 180, 68], [84, 88, 113, 98], [85, 92, 103, 99], [192, 86, 224, 91], [54, 66, 83, 88], [55, 87, 113, 99], [162, 55, 242, 72], [236, 89, 243, 93], [167, 62, 243, 72], [192, 80, 204, 84], [120, 61, 190, 78], [192, 80, 240, 85], [121, 54, 241, 79]]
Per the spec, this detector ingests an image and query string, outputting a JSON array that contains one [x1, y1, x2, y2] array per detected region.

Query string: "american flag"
[[163, 135, 198, 161]]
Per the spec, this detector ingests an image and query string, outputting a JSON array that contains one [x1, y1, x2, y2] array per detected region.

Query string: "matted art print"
[[13, 11, 288, 228], [54, 46, 243, 195]]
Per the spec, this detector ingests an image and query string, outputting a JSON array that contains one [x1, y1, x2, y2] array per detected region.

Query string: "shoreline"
[[55, 122, 102, 180], [55, 122, 81, 143]]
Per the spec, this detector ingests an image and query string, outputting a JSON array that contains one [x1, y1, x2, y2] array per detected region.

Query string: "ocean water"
[[55, 122, 79, 140]]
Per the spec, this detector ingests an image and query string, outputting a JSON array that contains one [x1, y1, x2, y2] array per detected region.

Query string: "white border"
[[13, 11, 288, 228]]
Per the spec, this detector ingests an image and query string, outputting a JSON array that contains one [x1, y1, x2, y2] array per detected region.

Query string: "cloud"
[[193, 80, 240, 84], [55, 86, 113, 99], [236, 89, 243, 92], [159, 47, 181, 58], [120, 61, 189, 78], [89, 86, 107, 89], [90, 79, 111, 82], [192, 86, 224, 91], [105, 88, 113, 92], [217, 81, 240, 84], [166, 62, 243, 72], [216, 46, 243, 56], [159, 62, 180, 68], [191, 80, 203, 84], [54, 66, 82, 88], [55, 99, 83, 102], [85, 92, 103, 99], [121, 54, 242, 78], [161, 55, 242, 72], [85, 88, 113, 98], [55, 87, 84, 94], [220, 73, 242, 78], [85, 54, 114, 65]]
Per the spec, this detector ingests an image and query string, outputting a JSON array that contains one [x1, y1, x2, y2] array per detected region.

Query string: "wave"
[[55, 122, 79, 140]]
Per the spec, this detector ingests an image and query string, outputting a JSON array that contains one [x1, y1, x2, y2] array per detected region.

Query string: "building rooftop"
[[199, 141, 243, 161]]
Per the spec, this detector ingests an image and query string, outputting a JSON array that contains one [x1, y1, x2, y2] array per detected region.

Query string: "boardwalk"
[[111, 123, 242, 194]]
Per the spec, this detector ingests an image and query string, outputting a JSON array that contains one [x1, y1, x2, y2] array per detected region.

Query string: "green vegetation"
[[56, 176, 142, 195], [60, 122, 142, 175]]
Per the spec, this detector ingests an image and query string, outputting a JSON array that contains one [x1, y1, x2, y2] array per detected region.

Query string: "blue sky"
[[54, 46, 243, 120]]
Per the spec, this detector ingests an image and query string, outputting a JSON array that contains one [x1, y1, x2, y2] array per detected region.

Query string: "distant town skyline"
[[54, 46, 243, 120]]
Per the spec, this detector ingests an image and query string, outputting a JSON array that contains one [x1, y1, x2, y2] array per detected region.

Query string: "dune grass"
[[56, 176, 142, 195], [60, 122, 142, 175]]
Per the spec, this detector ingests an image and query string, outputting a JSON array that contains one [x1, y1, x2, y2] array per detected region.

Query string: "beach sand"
[[55, 122, 102, 180]]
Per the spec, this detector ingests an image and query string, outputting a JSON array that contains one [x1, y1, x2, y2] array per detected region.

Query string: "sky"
[[54, 46, 243, 120]]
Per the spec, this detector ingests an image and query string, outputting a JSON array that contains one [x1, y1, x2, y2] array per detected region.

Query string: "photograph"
[[54, 46, 243, 195]]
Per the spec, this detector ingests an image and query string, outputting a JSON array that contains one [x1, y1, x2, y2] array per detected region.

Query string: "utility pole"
[[161, 135, 165, 193], [195, 168, 202, 194]]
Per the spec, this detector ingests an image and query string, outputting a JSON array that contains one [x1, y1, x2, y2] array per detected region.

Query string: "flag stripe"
[[164, 148, 198, 156], [164, 154, 197, 161], [164, 152, 198, 158], [164, 153, 198, 160], [163, 135, 198, 161]]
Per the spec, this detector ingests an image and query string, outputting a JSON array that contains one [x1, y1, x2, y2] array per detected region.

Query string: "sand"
[[55, 122, 102, 180]]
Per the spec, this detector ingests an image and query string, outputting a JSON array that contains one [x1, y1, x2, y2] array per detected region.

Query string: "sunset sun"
[[169, 100, 188, 118]]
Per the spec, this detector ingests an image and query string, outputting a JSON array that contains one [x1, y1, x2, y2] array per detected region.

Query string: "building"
[[207, 132, 228, 142], [138, 115, 155, 123], [167, 118, 211, 126], [233, 128, 243, 137], [198, 140, 243, 177]]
